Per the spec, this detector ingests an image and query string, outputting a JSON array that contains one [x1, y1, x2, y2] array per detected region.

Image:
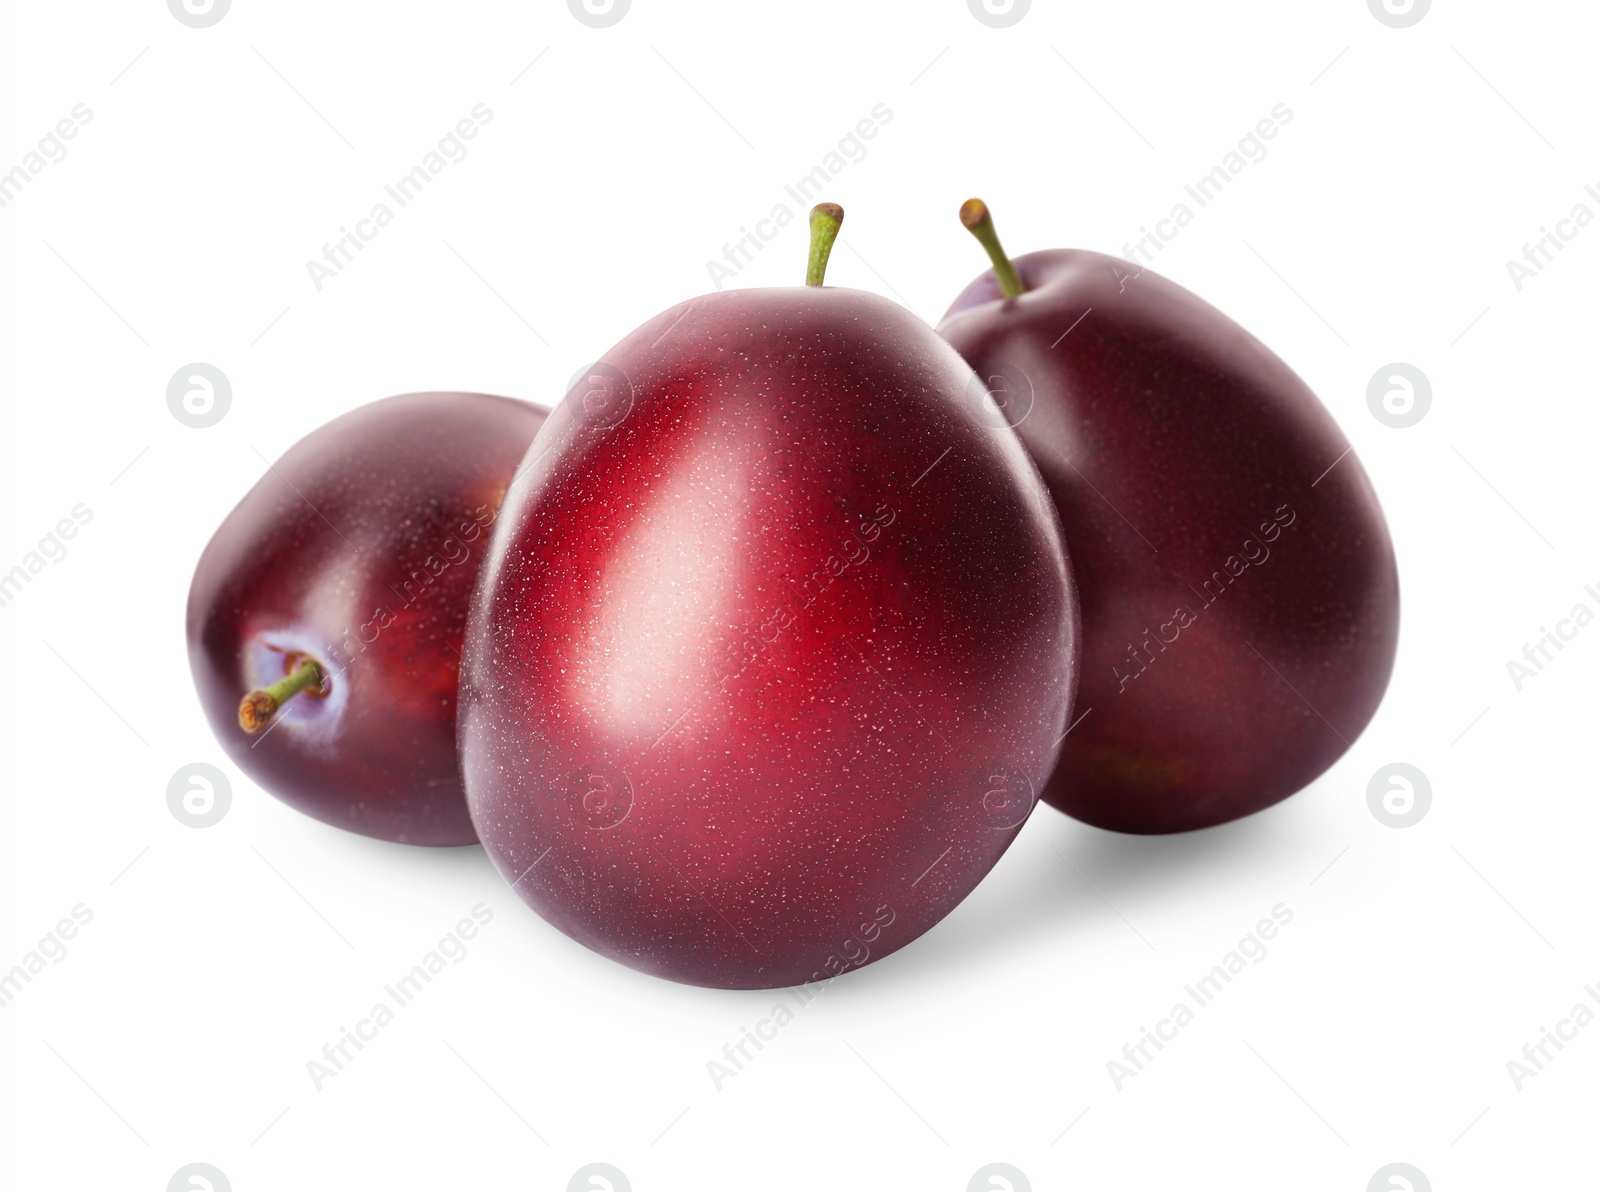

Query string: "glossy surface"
[[461, 287, 1077, 988], [940, 250, 1398, 833], [187, 392, 546, 845]]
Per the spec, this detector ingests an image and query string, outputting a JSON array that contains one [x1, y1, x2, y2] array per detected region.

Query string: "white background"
[[3, 1, 1597, 1189]]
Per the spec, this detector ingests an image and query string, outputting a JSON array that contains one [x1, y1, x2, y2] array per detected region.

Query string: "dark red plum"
[[460, 206, 1078, 988], [938, 200, 1398, 834], [187, 392, 546, 845]]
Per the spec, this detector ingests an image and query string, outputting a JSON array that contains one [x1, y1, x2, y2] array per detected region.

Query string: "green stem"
[[239, 658, 325, 733], [806, 203, 844, 286], [960, 198, 1025, 299]]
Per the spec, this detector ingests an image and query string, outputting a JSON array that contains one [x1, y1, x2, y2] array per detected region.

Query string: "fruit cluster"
[[187, 201, 1397, 990]]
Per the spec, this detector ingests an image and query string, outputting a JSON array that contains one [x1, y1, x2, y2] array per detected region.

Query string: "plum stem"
[[239, 658, 325, 734], [806, 203, 844, 286], [960, 198, 1025, 299]]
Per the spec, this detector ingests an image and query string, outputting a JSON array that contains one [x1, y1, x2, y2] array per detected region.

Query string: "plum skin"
[[940, 250, 1399, 834], [460, 286, 1078, 989], [187, 392, 546, 845]]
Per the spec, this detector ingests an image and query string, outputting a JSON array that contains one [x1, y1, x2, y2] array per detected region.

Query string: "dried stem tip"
[[239, 658, 325, 734], [959, 197, 1025, 300]]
